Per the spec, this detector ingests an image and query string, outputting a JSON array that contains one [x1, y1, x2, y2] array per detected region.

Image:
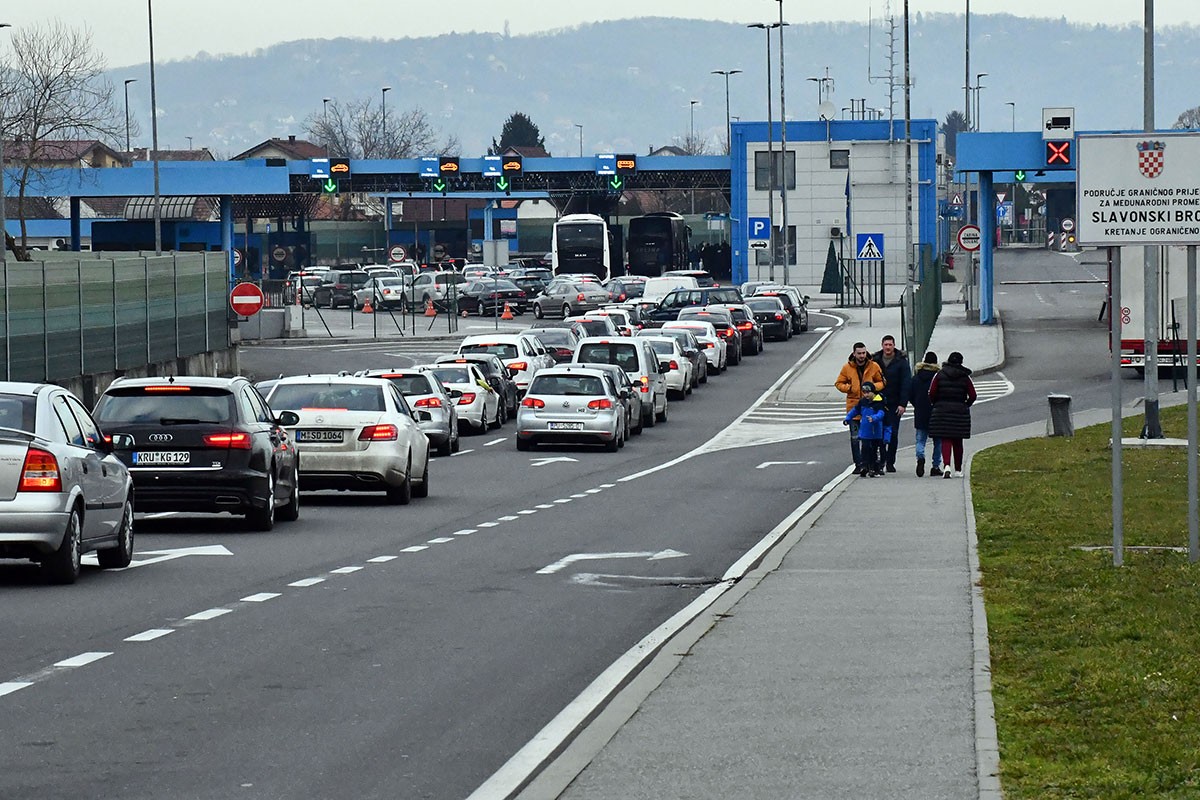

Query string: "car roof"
[[271, 375, 393, 388], [0, 381, 53, 396], [534, 365, 609, 379], [461, 333, 525, 344]]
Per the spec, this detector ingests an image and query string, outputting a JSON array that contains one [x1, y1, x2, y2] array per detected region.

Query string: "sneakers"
[[942, 469, 952, 479], [886, 464, 897, 473], [870, 470, 884, 477], [954, 470, 964, 479], [930, 466, 942, 477], [916, 458, 925, 477]]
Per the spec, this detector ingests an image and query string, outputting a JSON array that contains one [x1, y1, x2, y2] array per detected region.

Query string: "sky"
[[4, 1, 1200, 68]]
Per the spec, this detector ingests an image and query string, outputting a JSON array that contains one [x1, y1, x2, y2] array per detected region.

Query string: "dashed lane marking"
[[478, 522, 499, 528], [427, 537, 455, 544], [184, 608, 232, 622], [0, 682, 32, 697], [289, 577, 326, 587], [125, 629, 174, 642], [498, 515, 519, 522], [241, 592, 282, 602], [452, 449, 475, 456], [518, 509, 538, 515], [400, 545, 429, 553], [484, 438, 507, 446], [330, 566, 365, 574], [54, 652, 112, 668], [451, 529, 477, 536], [367, 555, 399, 562]]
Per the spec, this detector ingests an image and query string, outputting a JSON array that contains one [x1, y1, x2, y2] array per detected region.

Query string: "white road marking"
[[427, 537, 455, 544], [54, 652, 112, 668], [537, 549, 688, 575], [185, 608, 232, 621], [452, 449, 476, 456], [585, 488, 603, 494], [497, 515, 519, 521], [451, 529, 477, 536], [139, 512, 179, 519], [0, 682, 32, 697], [755, 460, 822, 469], [367, 555, 399, 562], [289, 577, 326, 587], [401, 545, 429, 553], [570, 493, 588, 499], [241, 592, 282, 602], [483, 438, 507, 446], [599, 483, 616, 488], [125, 629, 174, 642], [478, 522, 500, 528], [553, 498, 572, 504], [531, 456, 578, 467], [536, 504, 555, 509], [518, 509, 538, 515], [330, 566, 364, 574]]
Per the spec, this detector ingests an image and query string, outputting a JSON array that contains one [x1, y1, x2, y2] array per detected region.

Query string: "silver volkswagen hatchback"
[[515, 366, 627, 452], [0, 382, 134, 584]]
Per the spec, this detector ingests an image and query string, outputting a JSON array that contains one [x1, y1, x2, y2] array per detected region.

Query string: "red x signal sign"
[[1046, 140, 1072, 166]]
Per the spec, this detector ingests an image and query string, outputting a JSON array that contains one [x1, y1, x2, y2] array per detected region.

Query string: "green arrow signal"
[[1014, 170, 1026, 181], [322, 178, 337, 193], [609, 176, 623, 191], [496, 176, 510, 192], [433, 179, 447, 193]]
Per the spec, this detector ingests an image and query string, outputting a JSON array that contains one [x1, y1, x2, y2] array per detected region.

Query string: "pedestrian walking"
[[873, 335, 911, 473], [927, 351, 977, 479], [910, 350, 943, 477], [843, 381, 887, 476], [835, 342, 885, 473]]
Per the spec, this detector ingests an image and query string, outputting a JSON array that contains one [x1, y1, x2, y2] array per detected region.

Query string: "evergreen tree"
[[941, 110, 969, 159], [489, 112, 546, 154]]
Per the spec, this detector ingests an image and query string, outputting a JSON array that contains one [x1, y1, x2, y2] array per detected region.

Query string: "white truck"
[[1115, 244, 1199, 372]]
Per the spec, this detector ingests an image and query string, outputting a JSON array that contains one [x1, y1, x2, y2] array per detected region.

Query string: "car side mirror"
[[658, 361, 672, 372], [276, 411, 301, 427], [619, 389, 632, 399], [105, 432, 134, 451], [684, 348, 698, 357], [448, 389, 464, 399]]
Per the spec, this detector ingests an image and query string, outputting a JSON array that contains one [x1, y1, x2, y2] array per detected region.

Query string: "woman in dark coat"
[[927, 351, 977, 478], [909, 351, 942, 477]]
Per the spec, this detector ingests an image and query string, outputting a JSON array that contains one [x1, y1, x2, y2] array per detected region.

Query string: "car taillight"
[[19, 448, 62, 492], [774, 313, 784, 320], [587, 399, 613, 409], [577, 293, 586, 302], [203, 432, 252, 449], [722, 328, 737, 339], [521, 396, 545, 408], [413, 397, 443, 408], [618, 293, 626, 301], [737, 322, 753, 330], [358, 424, 399, 441], [638, 376, 650, 392], [703, 342, 715, 349], [458, 393, 477, 405], [508, 361, 528, 371], [668, 360, 679, 370]]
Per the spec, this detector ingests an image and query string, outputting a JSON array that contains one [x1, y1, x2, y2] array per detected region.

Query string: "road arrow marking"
[[570, 573, 719, 589], [755, 460, 821, 469], [537, 549, 687, 575], [83, 544, 234, 570], [530, 456, 579, 467]]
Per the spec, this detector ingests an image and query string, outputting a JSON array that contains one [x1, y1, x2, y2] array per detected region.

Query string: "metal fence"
[[1, 252, 229, 383], [904, 245, 943, 361]]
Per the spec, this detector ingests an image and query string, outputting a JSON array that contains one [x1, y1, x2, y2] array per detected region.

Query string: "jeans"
[[848, 419, 861, 467], [882, 409, 902, 467], [861, 438, 882, 472], [915, 428, 942, 467]]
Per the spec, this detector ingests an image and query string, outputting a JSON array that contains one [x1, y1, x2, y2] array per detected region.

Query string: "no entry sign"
[[229, 282, 265, 317]]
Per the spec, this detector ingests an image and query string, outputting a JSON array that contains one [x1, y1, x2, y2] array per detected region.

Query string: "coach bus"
[[626, 212, 690, 277], [552, 213, 611, 280]]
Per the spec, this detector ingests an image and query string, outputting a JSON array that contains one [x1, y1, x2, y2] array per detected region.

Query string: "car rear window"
[[379, 375, 433, 395], [706, 288, 742, 303], [529, 374, 605, 396], [728, 308, 751, 324], [576, 342, 640, 371], [94, 387, 234, 424], [460, 342, 519, 359], [746, 298, 784, 311], [576, 320, 610, 336], [644, 339, 675, 356], [0, 393, 37, 433], [267, 383, 385, 412], [430, 367, 471, 385], [528, 329, 572, 347]]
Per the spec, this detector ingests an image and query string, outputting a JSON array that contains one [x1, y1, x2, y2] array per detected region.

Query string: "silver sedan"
[[515, 366, 627, 452]]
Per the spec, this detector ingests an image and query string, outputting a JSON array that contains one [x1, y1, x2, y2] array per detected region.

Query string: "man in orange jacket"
[[835, 341, 886, 474]]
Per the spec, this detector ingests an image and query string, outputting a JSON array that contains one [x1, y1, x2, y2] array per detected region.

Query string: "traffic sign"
[[388, 245, 407, 262], [232, 248, 244, 268], [1061, 217, 1075, 233], [951, 193, 963, 206], [329, 157, 350, 176], [608, 176, 623, 191], [272, 245, 287, 263], [419, 156, 439, 177], [321, 178, 338, 194], [855, 233, 884, 261], [502, 155, 523, 175], [229, 282, 265, 317], [1015, 170, 1027, 182], [957, 224, 982, 252], [997, 202, 1012, 222], [309, 158, 330, 178], [748, 217, 771, 243], [495, 176, 511, 193], [749, 240, 769, 250], [1043, 107, 1075, 140], [482, 156, 502, 177], [595, 154, 616, 176]]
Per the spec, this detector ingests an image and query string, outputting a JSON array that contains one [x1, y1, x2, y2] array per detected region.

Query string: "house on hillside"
[[231, 135, 327, 161]]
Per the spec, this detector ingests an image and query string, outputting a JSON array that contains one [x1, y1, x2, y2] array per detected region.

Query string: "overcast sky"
[[4, 1, 1198, 68]]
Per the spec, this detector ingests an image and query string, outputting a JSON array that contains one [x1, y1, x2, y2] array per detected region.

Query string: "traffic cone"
[[362, 299, 374, 314], [500, 302, 514, 321], [424, 299, 437, 317]]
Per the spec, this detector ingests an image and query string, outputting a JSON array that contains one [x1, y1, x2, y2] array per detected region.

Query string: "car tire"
[[98, 497, 135, 569], [562, 304, 572, 318], [277, 470, 300, 522], [436, 433, 453, 457], [534, 304, 544, 319], [488, 402, 502, 430], [44, 507, 82, 585], [605, 433, 619, 452], [247, 472, 276, 531], [643, 406, 656, 428], [387, 457, 413, 505], [516, 436, 531, 451], [413, 452, 430, 499]]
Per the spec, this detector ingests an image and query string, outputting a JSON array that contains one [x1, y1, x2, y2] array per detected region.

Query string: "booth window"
[[830, 149, 850, 169], [753, 151, 796, 190]]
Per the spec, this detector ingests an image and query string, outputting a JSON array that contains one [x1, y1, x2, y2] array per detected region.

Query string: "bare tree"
[[1, 20, 126, 256], [676, 132, 714, 156], [1172, 106, 1200, 130], [304, 98, 459, 159]]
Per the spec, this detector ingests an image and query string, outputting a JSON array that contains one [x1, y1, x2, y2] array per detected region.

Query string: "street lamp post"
[[748, 22, 781, 282], [322, 97, 332, 156], [689, 100, 698, 148], [777, 0, 790, 286], [123, 78, 137, 153], [0, 22, 11, 267], [974, 72, 988, 130], [1006, 100, 1015, 132], [711, 69, 741, 155], [147, 0, 162, 255], [574, 123, 583, 157], [380, 86, 391, 159]]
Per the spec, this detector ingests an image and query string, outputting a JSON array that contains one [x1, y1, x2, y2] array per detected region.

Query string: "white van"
[[571, 336, 668, 427], [641, 275, 699, 304]]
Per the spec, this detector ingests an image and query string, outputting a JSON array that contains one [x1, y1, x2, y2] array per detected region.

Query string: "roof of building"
[[127, 147, 217, 162], [502, 145, 551, 158], [231, 136, 328, 161], [2, 139, 128, 165]]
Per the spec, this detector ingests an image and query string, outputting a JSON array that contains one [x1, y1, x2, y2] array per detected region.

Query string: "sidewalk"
[[521, 300, 1008, 800]]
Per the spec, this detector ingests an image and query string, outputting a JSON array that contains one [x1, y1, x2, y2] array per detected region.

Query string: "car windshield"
[[430, 367, 471, 385], [728, 308, 751, 323], [378, 375, 433, 395], [267, 383, 385, 412], [576, 342, 640, 371], [706, 288, 742, 303], [94, 387, 234, 424], [529, 374, 605, 396], [460, 342, 519, 359], [0, 393, 37, 433]]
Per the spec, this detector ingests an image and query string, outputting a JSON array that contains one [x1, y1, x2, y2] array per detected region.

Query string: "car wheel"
[[387, 456, 413, 505], [605, 433, 619, 452], [97, 497, 135, 568], [451, 421, 461, 453], [436, 432, 453, 457], [353, 298, 362, 311], [534, 303, 544, 319], [488, 402, 502, 430], [247, 471, 276, 531], [516, 436, 531, 451], [643, 406, 656, 428], [44, 507, 82, 585], [656, 401, 668, 423], [413, 452, 430, 499], [277, 469, 300, 522], [562, 304, 572, 318]]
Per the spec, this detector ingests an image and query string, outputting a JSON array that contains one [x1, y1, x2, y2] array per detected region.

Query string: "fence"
[[1, 251, 229, 383], [904, 244, 942, 361]]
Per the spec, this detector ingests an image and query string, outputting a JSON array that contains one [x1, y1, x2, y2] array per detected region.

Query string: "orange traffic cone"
[[362, 299, 374, 314], [500, 302, 514, 321], [424, 299, 437, 317]]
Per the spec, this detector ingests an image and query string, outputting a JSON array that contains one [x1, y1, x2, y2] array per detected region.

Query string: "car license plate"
[[132, 451, 190, 465], [548, 422, 583, 431], [296, 429, 345, 443]]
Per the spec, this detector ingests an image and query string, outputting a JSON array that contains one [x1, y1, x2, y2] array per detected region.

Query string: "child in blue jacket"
[[843, 381, 889, 477]]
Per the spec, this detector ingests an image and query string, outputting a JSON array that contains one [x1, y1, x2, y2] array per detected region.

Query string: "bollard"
[[1047, 393, 1074, 437]]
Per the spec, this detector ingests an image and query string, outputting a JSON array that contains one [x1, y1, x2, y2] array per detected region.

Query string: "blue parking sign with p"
[[748, 217, 771, 240]]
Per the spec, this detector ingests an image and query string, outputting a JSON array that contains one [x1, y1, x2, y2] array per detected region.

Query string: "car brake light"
[[413, 397, 443, 408], [521, 396, 545, 408], [577, 293, 586, 301], [668, 360, 679, 370], [203, 432, 252, 449], [143, 385, 191, 392], [774, 313, 784, 320], [19, 448, 62, 492], [618, 293, 626, 301], [358, 424, 399, 441], [722, 328, 737, 338], [737, 322, 753, 330], [458, 392, 477, 405], [587, 399, 613, 409], [703, 342, 714, 348], [638, 376, 650, 393], [508, 361, 528, 371]]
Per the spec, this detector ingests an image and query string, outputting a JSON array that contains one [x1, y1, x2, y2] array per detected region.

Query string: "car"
[[264, 376, 430, 503], [677, 306, 742, 365], [508, 265, 553, 282], [640, 326, 707, 386], [0, 382, 135, 584], [567, 315, 620, 338], [582, 308, 635, 336], [355, 369, 461, 457], [434, 354, 520, 419], [642, 286, 746, 327], [94, 376, 300, 531], [515, 366, 628, 452], [283, 273, 324, 305], [571, 336, 669, 427], [744, 296, 793, 341], [637, 335, 693, 399], [603, 276, 648, 302], [719, 303, 765, 355], [532, 279, 610, 319], [461, 265, 500, 280], [353, 277, 409, 311], [361, 265, 401, 279], [523, 325, 584, 364], [312, 269, 371, 309], [422, 362, 501, 433], [661, 269, 720, 287], [583, 363, 645, 437], [457, 333, 555, 395], [457, 278, 529, 316], [752, 286, 810, 332], [409, 271, 467, 310], [663, 319, 728, 373], [510, 276, 548, 298]]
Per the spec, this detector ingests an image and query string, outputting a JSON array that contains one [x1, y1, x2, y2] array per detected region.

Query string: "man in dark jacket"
[[873, 335, 911, 473], [909, 351, 942, 477]]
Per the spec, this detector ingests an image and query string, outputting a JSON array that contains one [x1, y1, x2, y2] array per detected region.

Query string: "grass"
[[972, 405, 1200, 800]]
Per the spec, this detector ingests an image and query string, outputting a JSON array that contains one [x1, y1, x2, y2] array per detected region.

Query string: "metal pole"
[[964, 0, 971, 132], [1142, 0, 1163, 438], [124, 79, 136, 153], [575, 124, 583, 158], [148, 0, 162, 256], [1111, 247, 1124, 567], [0, 23, 12, 268], [381, 86, 391, 158], [902, 2, 916, 351], [777, 1, 790, 286], [1189, 245, 1198, 562], [749, 23, 777, 283]]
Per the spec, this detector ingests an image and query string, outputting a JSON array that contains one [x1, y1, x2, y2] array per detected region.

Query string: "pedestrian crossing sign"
[[855, 233, 884, 261]]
